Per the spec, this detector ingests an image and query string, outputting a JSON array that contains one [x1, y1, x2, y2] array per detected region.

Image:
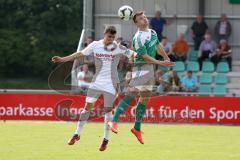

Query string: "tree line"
[[0, 0, 83, 79]]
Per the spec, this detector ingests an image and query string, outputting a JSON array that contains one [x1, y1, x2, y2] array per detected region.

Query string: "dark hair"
[[133, 11, 144, 23], [187, 70, 193, 74], [104, 26, 117, 34]]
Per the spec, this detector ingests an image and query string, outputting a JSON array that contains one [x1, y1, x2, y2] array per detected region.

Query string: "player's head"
[[133, 11, 149, 28], [103, 26, 117, 45]]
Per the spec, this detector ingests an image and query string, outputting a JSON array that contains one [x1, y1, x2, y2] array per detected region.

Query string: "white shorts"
[[129, 64, 155, 92], [85, 88, 116, 108]]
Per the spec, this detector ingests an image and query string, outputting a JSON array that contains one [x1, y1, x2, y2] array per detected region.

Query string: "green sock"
[[134, 102, 146, 131], [112, 95, 134, 122]]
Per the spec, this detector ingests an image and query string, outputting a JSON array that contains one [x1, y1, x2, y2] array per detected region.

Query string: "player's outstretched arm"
[[52, 41, 95, 63], [142, 54, 175, 67], [51, 52, 84, 63], [156, 44, 170, 61]]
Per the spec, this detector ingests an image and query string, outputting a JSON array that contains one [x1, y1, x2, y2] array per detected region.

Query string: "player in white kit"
[[51, 26, 134, 151]]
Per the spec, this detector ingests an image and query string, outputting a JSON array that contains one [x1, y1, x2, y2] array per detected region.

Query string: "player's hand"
[[159, 60, 175, 67], [51, 56, 64, 63], [164, 57, 171, 61]]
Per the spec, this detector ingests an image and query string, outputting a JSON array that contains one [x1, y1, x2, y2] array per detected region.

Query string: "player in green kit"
[[108, 11, 175, 144]]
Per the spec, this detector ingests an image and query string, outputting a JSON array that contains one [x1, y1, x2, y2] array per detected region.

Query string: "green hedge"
[[0, 0, 83, 80], [229, 0, 240, 4]]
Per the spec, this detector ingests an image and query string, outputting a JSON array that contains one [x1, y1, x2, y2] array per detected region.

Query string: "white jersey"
[[81, 40, 133, 94]]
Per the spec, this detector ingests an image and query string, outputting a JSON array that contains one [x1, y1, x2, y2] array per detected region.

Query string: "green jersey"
[[132, 29, 160, 65]]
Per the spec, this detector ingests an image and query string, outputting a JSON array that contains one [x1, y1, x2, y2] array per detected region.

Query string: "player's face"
[[104, 33, 116, 45], [136, 14, 149, 28]]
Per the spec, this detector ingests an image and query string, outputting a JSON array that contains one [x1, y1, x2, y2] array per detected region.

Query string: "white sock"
[[103, 112, 112, 140], [74, 120, 86, 135], [74, 109, 89, 135]]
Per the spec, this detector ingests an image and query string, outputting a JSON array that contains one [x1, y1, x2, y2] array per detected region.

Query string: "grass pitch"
[[0, 121, 239, 160]]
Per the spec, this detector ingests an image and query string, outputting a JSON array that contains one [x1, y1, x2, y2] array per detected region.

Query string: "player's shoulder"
[[88, 40, 104, 49], [91, 40, 101, 46], [136, 30, 152, 45], [113, 42, 128, 54]]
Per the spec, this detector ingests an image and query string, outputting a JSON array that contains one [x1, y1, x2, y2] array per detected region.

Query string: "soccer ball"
[[118, 5, 133, 21]]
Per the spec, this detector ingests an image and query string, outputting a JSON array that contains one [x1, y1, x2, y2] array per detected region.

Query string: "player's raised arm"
[[156, 43, 170, 61], [124, 43, 174, 67], [51, 41, 95, 63]]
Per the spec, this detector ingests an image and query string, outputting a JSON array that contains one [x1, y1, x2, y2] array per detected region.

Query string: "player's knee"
[[140, 90, 151, 97], [120, 95, 135, 106], [79, 109, 90, 121], [104, 107, 112, 113], [84, 102, 94, 110], [139, 101, 147, 106], [139, 98, 149, 105], [127, 87, 139, 95]]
